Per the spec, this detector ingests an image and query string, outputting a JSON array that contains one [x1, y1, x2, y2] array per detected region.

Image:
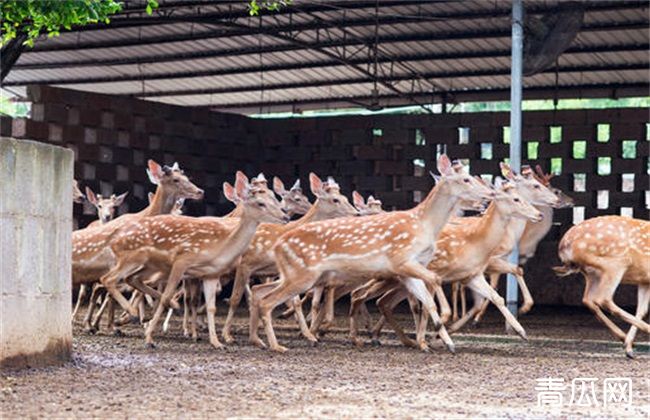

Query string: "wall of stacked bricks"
[[0, 86, 259, 228], [2, 86, 647, 306]]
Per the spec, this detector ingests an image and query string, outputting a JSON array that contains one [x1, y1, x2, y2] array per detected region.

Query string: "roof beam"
[[12, 20, 647, 71], [30, 0, 647, 44], [120, 62, 649, 98], [7, 43, 648, 86], [204, 83, 650, 111]]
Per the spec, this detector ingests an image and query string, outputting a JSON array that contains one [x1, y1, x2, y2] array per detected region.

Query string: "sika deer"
[[71, 187, 128, 321], [220, 174, 359, 343], [103, 171, 288, 348], [274, 177, 311, 217], [351, 179, 542, 350], [249, 155, 494, 353], [73, 180, 85, 203], [72, 160, 204, 330], [555, 216, 649, 358], [459, 163, 562, 323]]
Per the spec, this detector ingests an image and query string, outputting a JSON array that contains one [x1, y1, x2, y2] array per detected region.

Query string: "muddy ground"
[[1, 305, 648, 418]]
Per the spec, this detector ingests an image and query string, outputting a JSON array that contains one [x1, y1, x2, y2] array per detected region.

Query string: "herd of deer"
[[69, 155, 649, 358]]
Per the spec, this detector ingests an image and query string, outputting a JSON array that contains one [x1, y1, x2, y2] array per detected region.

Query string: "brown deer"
[[273, 177, 311, 217], [249, 155, 495, 353], [73, 180, 85, 203], [554, 215, 649, 358], [456, 163, 567, 323], [221, 173, 359, 343], [71, 187, 128, 321], [102, 171, 288, 348], [72, 160, 204, 331]]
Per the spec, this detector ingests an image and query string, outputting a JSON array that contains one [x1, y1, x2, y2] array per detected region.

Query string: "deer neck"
[[142, 185, 177, 217], [213, 211, 261, 263], [284, 200, 323, 231], [225, 203, 244, 218], [519, 205, 553, 252], [472, 202, 514, 257], [414, 181, 459, 238]]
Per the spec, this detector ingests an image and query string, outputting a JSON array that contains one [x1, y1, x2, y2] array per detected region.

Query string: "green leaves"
[[0, 0, 136, 47], [248, 0, 291, 16]]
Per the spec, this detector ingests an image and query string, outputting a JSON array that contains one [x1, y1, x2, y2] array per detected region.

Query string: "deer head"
[[73, 180, 85, 203], [273, 177, 311, 217], [86, 187, 128, 224], [534, 165, 574, 209], [233, 171, 289, 224], [352, 191, 384, 216], [309, 173, 359, 219], [146, 160, 204, 202], [148, 191, 184, 216], [435, 155, 495, 203], [500, 162, 559, 207], [492, 178, 543, 222]]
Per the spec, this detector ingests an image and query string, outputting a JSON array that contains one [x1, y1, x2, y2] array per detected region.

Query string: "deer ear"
[[114, 192, 128, 207], [352, 191, 365, 209], [223, 182, 238, 203], [494, 176, 504, 190], [309, 173, 324, 197], [291, 179, 301, 191], [235, 172, 251, 200], [171, 162, 180, 171], [500, 162, 517, 180], [436, 154, 453, 176], [85, 187, 98, 205], [429, 171, 442, 185], [147, 160, 164, 184], [273, 177, 286, 195], [147, 192, 155, 204]]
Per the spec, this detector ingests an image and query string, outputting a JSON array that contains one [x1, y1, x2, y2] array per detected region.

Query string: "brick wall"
[[2, 86, 647, 306], [1, 86, 259, 228], [251, 109, 649, 306]]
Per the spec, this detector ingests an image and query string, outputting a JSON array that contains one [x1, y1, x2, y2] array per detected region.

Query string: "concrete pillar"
[[1, 138, 73, 368]]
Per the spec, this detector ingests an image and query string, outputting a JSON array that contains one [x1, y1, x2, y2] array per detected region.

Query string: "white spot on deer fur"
[[577, 242, 587, 250]]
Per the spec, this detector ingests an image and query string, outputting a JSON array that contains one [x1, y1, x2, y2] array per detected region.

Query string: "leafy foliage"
[[1, 0, 159, 47], [248, 0, 292, 16]]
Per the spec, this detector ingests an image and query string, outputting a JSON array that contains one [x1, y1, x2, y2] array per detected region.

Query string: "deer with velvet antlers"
[[249, 155, 495, 353], [102, 171, 288, 348]]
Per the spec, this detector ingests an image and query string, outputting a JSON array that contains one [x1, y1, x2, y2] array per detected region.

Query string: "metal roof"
[[2, 0, 648, 114]]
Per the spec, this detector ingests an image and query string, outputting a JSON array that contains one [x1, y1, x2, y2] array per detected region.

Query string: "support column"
[[507, 0, 524, 321]]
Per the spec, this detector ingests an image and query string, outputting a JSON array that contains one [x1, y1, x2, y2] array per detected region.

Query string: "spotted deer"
[[455, 163, 564, 323], [102, 171, 289, 348], [273, 177, 311, 217], [72, 160, 204, 331], [71, 187, 128, 320], [363, 179, 546, 349], [249, 155, 495, 353], [221, 173, 359, 344], [555, 216, 649, 358], [73, 180, 85, 203]]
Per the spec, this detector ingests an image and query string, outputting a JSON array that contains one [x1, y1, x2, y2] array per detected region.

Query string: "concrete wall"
[[1, 138, 73, 368]]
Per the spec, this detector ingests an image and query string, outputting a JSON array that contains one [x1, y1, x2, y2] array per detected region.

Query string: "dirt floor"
[[1, 305, 648, 418]]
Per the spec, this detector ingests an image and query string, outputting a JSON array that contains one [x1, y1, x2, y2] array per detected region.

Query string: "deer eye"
[[463, 178, 470, 183], [534, 185, 540, 189], [258, 203, 266, 208], [173, 179, 180, 183], [333, 199, 340, 203], [514, 198, 520, 202]]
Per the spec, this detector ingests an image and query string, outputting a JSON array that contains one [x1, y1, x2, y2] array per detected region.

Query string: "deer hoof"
[[625, 349, 635, 359], [112, 329, 124, 337], [250, 337, 267, 349], [445, 342, 456, 354], [84, 326, 97, 335], [192, 336, 201, 342], [129, 315, 140, 325], [145, 342, 156, 349], [370, 339, 381, 347], [270, 345, 288, 353]]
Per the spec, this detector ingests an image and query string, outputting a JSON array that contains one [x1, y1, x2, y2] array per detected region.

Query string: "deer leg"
[[514, 268, 534, 315], [465, 274, 527, 339], [473, 272, 500, 324], [182, 279, 190, 338], [451, 283, 459, 322], [83, 283, 103, 332], [106, 297, 121, 336], [596, 269, 650, 333], [582, 272, 627, 341], [202, 278, 224, 349], [253, 270, 318, 352], [222, 266, 252, 344], [376, 287, 418, 349], [190, 282, 200, 341], [144, 261, 188, 347], [291, 294, 318, 344], [624, 285, 650, 358], [460, 284, 467, 318], [72, 284, 86, 320], [320, 286, 338, 333], [395, 265, 456, 353], [90, 290, 109, 330], [434, 286, 451, 323], [349, 280, 383, 347], [308, 285, 324, 333], [449, 285, 486, 333]]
